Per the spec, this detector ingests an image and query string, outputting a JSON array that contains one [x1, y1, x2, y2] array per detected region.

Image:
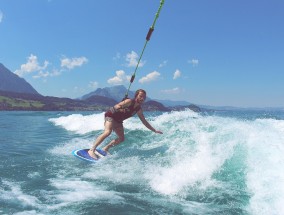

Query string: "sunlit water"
[[1, 109, 284, 215]]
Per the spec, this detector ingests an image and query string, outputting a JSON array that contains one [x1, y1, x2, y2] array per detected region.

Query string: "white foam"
[[14, 211, 44, 215], [49, 113, 105, 134], [83, 156, 145, 184], [246, 119, 284, 215], [48, 111, 171, 134], [27, 172, 41, 179], [147, 116, 240, 195], [49, 178, 124, 205], [143, 111, 265, 197], [0, 180, 40, 207]]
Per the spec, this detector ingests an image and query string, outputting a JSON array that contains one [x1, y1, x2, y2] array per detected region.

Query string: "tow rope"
[[123, 0, 165, 100]]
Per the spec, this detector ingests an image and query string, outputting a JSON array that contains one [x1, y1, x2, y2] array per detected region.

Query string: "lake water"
[[1, 109, 284, 215]]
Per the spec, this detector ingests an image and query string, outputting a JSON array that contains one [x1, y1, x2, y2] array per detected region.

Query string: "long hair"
[[134, 89, 146, 98]]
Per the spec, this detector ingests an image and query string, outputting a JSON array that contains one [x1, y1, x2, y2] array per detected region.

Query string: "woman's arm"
[[137, 109, 163, 134], [113, 98, 132, 111]]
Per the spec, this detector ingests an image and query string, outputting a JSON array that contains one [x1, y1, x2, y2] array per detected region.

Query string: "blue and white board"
[[72, 148, 107, 163]]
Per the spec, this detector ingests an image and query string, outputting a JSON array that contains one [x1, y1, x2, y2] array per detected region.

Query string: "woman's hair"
[[134, 89, 146, 98]]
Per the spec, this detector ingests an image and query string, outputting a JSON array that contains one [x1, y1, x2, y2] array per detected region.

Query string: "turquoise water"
[[1, 109, 284, 215]]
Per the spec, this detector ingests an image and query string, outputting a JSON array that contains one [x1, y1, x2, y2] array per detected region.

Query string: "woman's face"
[[136, 92, 146, 104]]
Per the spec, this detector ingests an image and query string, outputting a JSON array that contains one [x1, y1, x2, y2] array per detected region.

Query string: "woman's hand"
[[154, 130, 163, 134]]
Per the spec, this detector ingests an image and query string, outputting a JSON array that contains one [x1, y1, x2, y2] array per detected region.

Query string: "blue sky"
[[0, 0, 283, 108]]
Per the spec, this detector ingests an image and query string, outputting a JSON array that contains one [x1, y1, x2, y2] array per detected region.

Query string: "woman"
[[88, 89, 163, 159]]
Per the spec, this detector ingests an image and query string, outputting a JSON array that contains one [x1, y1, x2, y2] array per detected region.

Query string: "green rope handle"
[[124, 0, 165, 100]]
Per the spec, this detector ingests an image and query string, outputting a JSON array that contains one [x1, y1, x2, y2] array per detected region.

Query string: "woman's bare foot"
[[88, 149, 98, 160], [102, 148, 111, 155]]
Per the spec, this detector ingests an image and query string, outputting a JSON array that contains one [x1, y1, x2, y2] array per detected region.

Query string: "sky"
[[0, 0, 283, 108]]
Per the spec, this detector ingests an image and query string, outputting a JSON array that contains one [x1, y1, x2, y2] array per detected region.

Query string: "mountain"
[[0, 90, 171, 111], [81, 85, 134, 102], [0, 90, 113, 111], [85, 95, 117, 106], [0, 64, 201, 111], [81, 86, 202, 110], [142, 100, 170, 111], [80, 86, 202, 112], [82, 85, 195, 107], [0, 63, 40, 95]]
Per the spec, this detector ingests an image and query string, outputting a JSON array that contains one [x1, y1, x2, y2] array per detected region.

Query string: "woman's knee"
[[103, 130, 112, 137], [118, 136, 125, 143]]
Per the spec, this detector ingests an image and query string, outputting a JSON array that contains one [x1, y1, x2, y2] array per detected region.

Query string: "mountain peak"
[[0, 63, 40, 95], [81, 85, 135, 101]]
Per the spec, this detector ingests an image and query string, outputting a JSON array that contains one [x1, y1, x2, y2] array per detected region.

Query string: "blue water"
[[1, 109, 284, 215]]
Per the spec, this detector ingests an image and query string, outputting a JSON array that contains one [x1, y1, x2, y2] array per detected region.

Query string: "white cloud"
[[14, 54, 49, 77], [108, 70, 130, 85], [61, 56, 88, 69], [173, 69, 181, 80], [33, 71, 49, 79], [125, 51, 145, 67], [14, 54, 88, 79], [188, 59, 199, 66], [0, 11, 3, 23], [139, 71, 160, 84], [32, 69, 61, 79], [161, 87, 181, 94], [159, 60, 168, 68], [89, 81, 99, 89]]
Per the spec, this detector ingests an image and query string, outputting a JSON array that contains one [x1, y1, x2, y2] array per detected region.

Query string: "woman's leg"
[[88, 120, 113, 159], [102, 125, 125, 152]]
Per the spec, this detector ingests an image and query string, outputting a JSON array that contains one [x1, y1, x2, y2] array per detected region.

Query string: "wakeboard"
[[72, 148, 107, 163]]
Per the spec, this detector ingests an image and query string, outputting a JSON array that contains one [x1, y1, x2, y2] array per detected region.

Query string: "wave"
[[43, 110, 284, 214]]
